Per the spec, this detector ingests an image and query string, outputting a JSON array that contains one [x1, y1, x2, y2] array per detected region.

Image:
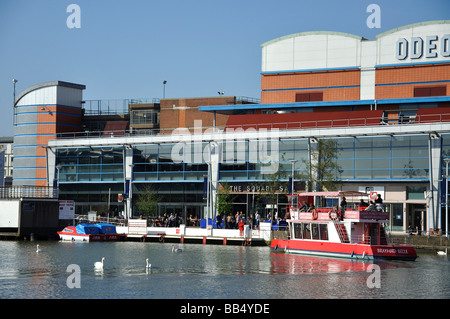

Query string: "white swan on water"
[[146, 258, 152, 269], [36, 244, 41, 253], [172, 245, 183, 253], [437, 248, 448, 256], [94, 257, 106, 269]]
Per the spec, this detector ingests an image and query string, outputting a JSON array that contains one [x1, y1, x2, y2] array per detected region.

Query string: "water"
[[0, 240, 449, 299]]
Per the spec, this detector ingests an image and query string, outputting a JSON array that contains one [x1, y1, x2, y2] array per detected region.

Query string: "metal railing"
[[83, 98, 161, 116], [350, 235, 371, 245], [0, 186, 58, 199]]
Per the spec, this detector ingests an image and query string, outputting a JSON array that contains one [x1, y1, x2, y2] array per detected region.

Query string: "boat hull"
[[271, 239, 417, 261], [57, 225, 123, 242], [58, 232, 123, 242]]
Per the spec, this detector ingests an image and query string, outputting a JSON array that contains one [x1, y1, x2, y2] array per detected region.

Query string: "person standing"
[[375, 194, 384, 211], [255, 211, 261, 229]]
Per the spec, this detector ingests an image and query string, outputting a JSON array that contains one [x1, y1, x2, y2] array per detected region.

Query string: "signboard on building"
[[358, 186, 385, 201], [59, 200, 75, 219]]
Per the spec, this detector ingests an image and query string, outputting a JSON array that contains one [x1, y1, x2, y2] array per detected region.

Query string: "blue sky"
[[0, 0, 449, 137]]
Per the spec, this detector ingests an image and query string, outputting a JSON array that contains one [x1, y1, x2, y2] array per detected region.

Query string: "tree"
[[135, 185, 160, 217], [252, 169, 289, 220], [216, 182, 234, 217], [298, 139, 343, 192]]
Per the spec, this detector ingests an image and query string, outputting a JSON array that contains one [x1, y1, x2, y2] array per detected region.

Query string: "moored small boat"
[[270, 191, 417, 261], [57, 223, 123, 242]]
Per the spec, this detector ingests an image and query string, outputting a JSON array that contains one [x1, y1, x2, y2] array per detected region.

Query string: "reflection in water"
[[0, 241, 448, 299], [269, 251, 400, 275]]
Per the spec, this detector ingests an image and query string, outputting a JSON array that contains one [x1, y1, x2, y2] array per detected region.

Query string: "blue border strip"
[[261, 66, 360, 75], [376, 80, 450, 87], [262, 85, 359, 92], [375, 60, 450, 69], [199, 96, 450, 112]]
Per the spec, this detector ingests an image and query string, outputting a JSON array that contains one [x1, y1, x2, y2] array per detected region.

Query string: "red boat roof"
[[295, 191, 367, 197]]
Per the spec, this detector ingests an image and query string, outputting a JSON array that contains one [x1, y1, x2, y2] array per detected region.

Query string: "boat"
[[57, 223, 123, 242], [270, 191, 417, 261]]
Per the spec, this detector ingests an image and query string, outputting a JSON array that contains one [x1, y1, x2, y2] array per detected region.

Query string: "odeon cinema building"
[[13, 21, 450, 234]]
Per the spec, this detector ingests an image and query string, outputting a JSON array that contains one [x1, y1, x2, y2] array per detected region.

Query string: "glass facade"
[[53, 132, 441, 232], [56, 147, 124, 182], [337, 135, 429, 181], [55, 134, 432, 184]]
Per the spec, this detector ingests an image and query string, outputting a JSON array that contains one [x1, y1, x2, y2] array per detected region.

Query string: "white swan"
[[437, 248, 448, 256], [94, 257, 106, 269], [172, 245, 183, 253], [36, 244, 41, 253], [146, 258, 152, 269]]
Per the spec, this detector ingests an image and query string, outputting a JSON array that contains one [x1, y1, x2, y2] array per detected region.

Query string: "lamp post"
[[128, 164, 134, 219], [163, 80, 167, 99], [55, 165, 61, 198], [290, 160, 297, 195], [206, 161, 211, 220], [444, 158, 450, 238], [12, 79, 18, 126]]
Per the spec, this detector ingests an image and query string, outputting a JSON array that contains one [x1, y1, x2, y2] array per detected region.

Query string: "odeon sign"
[[395, 34, 450, 60]]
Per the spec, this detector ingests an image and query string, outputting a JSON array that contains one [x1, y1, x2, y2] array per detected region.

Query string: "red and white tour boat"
[[57, 223, 123, 242], [271, 191, 417, 261]]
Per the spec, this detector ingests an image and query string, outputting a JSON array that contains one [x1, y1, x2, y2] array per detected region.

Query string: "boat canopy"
[[297, 191, 367, 197], [95, 223, 117, 234], [76, 223, 100, 235]]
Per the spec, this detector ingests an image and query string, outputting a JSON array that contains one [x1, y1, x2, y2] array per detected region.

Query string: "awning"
[[296, 191, 368, 197]]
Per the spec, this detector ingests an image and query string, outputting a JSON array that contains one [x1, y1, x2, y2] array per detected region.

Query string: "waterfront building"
[[11, 21, 450, 235]]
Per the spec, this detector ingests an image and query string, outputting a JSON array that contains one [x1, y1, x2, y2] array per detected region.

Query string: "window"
[[319, 224, 328, 240], [295, 92, 323, 102], [407, 186, 426, 200], [311, 223, 320, 240], [293, 223, 329, 240], [303, 223, 311, 239], [294, 223, 302, 239], [414, 86, 446, 97]]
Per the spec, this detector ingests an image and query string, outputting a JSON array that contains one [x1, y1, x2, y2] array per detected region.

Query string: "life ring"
[[329, 210, 338, 221], [312, 209, 318, 220]]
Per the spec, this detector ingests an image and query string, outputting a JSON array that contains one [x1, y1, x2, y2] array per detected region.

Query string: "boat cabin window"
[[311, 223, 320, 240], [303, 223, 311, 239], [293, 222, 328, 241], [294, 223, 302, 239], [319, 224, 328, 240]]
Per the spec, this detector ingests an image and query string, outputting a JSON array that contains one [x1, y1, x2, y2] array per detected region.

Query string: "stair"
[[333, 221, 350, 243], [379, 225, 388, 245]]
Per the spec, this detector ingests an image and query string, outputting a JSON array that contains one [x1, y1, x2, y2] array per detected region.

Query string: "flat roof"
[[198, 96, 450, 114]]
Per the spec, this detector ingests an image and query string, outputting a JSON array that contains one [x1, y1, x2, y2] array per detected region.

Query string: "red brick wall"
[[261, 69, 360, 104], [375, 63, 450, 99], [159, 97, 233, 133]]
